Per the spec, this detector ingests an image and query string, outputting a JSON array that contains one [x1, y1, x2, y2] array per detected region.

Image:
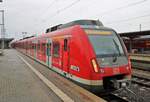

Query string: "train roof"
[[46, 19, 104, 33], [16, 20, 117, 42], [59, 19, 103, 29], [82, 25, 114, 31]]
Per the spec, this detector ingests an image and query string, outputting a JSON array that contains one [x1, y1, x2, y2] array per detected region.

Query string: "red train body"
[[11, 20, 132, 93]]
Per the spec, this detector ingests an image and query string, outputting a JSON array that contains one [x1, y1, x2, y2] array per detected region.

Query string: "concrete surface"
[[0, 49, 3, 55], [0, 49, 61, 102]]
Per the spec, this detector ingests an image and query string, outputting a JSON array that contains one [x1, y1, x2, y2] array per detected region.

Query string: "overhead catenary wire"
[[42, 0, 80, 22], [31, 0, 80, 34], [56, 0, 80, 14], [107, 19, 150, 27], [95, 0, 148, 17], [41, 0, 147, 24], [32, 0, 148, 35], [106, 13, 150, 24], [39, 0, 59, 16]]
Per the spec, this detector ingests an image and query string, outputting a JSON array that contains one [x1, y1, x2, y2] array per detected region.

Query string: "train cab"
[[83, 27, 132, 91]]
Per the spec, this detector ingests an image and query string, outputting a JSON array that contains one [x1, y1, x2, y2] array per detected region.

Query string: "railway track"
[[131, 60, 150, 71], [109, 93, 130, 102], [131, 73, 150, 102], [131, 56, 150, 88], [100, 68, 150, 102], [98, 87, 144, 102], [99, 93, 129, 102], [132, 75, 150, 88], [132, 66, 150, 88]]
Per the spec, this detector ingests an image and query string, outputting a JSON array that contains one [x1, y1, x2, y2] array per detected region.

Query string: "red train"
[[11, 20, 132, 93]]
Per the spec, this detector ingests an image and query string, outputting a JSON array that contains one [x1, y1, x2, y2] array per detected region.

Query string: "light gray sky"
[[0, 0, 150, 39]]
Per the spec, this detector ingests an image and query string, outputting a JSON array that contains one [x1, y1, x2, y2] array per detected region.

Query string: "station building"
[[119, 30, 150, 54]]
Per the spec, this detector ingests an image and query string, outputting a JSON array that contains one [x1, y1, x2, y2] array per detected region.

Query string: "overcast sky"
[[0, 0, 150, 39]]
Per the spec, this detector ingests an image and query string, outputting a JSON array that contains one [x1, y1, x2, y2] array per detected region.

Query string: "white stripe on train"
[[24, 53, 103, 86]]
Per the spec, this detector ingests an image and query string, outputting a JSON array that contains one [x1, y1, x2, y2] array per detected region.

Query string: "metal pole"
[[129, 38, 132, 53], [1, 10, 5, 49]]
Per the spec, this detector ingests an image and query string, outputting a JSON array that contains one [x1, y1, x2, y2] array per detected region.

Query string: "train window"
[[30, 43, 32, 49], [88, 30, 125, 56], [32, 44, 34, 49], [64, 39, 68, 51], [29, 43, 30, 49], [47, 43, 51, 56], [42, 43, 45, 49], [37, 40, 40, 51], [53, 42, 60, 57], [42, 43, 46, 54], [37, 44, 40, 50]]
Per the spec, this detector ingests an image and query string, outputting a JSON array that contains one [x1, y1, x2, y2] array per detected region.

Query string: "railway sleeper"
[[112, 86, 142, 102]]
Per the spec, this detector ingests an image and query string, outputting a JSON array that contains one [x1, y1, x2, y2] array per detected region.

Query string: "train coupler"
[[110, 79, 131, 89]]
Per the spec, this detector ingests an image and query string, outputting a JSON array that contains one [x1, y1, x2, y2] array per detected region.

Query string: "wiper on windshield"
[[113, 39, 121, 56], [112, 52, 117, 62]]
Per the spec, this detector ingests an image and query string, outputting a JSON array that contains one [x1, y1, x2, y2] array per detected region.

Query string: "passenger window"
[[32, 44, 34, 49], [37, 40, 40, 51], [37, 44, 40, 50], [64, 39, 68, 51], [42, 43, 46, 54], [47, 43, 51, 56], [29, 43, 32, 49], [53, 42, 60, 57]]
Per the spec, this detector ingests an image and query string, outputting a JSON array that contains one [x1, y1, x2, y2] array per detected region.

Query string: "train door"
[[62, 38, 70, 74], [52, 40, 62, 70], [46, 38, 52, 68], [36, 39, 39, 59], [34, 43, 36, 58], [25, 41, 27, 54], [41, 39, 47, 62], [32, 39, 37, 58]]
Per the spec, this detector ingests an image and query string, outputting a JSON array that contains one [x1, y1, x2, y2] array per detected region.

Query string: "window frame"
[[47, 43, 51, 56], [64, 39, 68, 51], [52, 42, 60, 58]]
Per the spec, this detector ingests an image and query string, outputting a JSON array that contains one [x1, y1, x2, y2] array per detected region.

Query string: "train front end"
[[84, 27, 132, 92]]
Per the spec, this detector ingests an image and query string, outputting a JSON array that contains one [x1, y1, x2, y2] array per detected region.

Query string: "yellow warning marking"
[[85, 30, 112, 35]]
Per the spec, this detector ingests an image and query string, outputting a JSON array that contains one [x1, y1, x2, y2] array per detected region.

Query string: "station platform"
[[0, 49, 3, 55], [0, 49, 106, 102], [0, 50, 62, 102]]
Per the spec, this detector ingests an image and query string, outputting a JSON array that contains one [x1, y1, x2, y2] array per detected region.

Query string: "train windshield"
[[86, 30, 125, 57]]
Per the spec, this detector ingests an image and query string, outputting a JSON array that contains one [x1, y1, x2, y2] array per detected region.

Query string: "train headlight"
[[91, 59, 99, 73]]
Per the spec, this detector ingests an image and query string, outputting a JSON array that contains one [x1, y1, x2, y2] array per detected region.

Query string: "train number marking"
[[113, 68, 120, 74], [70, 65, 80, 72]]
